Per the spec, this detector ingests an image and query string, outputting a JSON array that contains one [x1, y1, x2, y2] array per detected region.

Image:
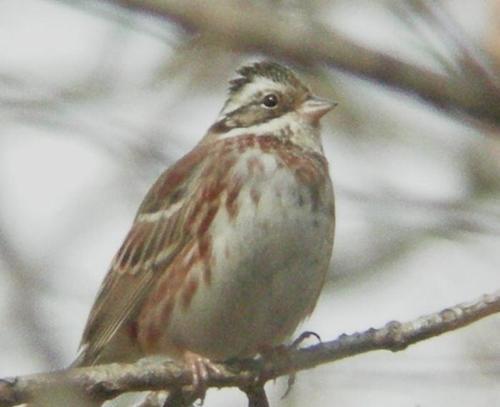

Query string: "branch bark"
[[1, 290, 498, 406], [97, 0, 500, 127]]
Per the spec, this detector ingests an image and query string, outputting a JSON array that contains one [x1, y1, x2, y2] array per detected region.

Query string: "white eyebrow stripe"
[[220, 77, 287, 117], [136, 200, 185, 223], [237, 77, 284, 102]]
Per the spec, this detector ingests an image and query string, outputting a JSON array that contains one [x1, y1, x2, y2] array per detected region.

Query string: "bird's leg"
[[254, 331, 323, 400]]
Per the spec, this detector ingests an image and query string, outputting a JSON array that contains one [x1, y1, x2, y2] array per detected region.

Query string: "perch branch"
[[0, 290, 498, 406]]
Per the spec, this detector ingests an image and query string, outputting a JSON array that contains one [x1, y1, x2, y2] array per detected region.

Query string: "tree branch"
[[95, 0, 500, 127], [1, 290, 498, 406]]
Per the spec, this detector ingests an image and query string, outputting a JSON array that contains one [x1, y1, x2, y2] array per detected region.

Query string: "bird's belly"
[[163, 164, 334, 360]]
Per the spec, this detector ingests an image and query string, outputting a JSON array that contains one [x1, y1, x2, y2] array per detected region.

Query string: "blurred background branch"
[[88, 0, 500, 127]]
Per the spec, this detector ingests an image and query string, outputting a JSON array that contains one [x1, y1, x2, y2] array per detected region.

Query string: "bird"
[[73, 61, 336, 396]]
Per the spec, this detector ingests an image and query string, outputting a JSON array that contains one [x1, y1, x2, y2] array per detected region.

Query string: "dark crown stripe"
[[229, 61, 304, 94]]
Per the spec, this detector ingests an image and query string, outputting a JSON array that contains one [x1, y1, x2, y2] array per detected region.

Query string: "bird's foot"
[[163, 351, 223, 407], [183, 350, 223, 396]]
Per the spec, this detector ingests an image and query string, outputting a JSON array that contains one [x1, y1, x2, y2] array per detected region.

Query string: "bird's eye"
[[262, 93, 279, 108]]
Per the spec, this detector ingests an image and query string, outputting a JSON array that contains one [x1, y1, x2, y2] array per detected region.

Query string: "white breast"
[[164, 149, 334, 360]]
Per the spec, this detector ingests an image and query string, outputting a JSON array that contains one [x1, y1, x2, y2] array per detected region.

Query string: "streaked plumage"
[[74, 62, 336, 382]]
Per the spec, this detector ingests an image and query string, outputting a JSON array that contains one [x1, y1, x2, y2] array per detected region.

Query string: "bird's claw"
[[184, 351, 223, 399], [290, 330, 322, 349]]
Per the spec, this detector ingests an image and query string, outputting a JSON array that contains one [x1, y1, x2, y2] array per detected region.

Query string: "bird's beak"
[[299, 96, 337, 123]]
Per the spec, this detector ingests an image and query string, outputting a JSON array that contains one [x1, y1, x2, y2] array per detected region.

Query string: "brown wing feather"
[[74, 134, 293, 366], [74, 142, 211, 366]]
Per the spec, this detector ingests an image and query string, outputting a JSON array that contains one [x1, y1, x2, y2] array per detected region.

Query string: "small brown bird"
[[74, 61, 336, 391]]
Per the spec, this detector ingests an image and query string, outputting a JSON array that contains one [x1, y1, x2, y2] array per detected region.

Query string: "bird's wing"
[[75, 140, 220, 366]]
